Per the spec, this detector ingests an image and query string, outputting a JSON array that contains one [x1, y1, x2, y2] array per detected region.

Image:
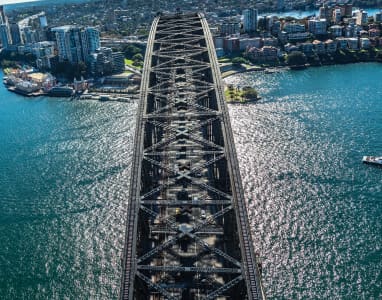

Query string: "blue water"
[[3, 0, 92, 11], [225, 63, 382, 299], [0, 63, 381, 299], [263, 7, 382, 18], [0, 70, 137, 299]]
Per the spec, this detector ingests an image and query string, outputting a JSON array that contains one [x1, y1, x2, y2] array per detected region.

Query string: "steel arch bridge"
[[120, 12, 265, 300]]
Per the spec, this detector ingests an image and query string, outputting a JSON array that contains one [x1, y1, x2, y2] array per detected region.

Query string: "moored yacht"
[[362, 156, 382, 166]]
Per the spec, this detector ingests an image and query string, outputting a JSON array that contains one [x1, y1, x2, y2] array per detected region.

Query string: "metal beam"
[[120, 12, 265, 300]]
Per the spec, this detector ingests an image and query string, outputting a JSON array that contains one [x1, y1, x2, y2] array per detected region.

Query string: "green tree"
[[286, 51, 307, 66], [132, 53, 143, 62], [123, 44, 143, 59], [232, 56, 247, 66], [242, 86, 258, 100]]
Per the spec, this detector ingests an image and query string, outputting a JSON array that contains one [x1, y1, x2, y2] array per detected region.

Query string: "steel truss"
[[120, 13, 265, 300]]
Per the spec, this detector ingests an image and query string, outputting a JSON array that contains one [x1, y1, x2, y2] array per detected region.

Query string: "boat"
[[48, 86, 74, 97], [362, 156, 382, 166]]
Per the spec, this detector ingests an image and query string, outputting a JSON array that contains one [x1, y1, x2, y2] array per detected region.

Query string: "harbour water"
[[2, 0, 92, 11], [0, 63, 381, 299], [0, 70, 137, 299], [225, 63, 382, 299]]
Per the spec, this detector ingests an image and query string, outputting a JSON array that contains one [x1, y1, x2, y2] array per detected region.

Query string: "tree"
[[232, 56, 247, 66], [286, 51, 307, 66], [242, 86, 258, 100], [123, 44, 143, 59], [132, 53, 143, 62]]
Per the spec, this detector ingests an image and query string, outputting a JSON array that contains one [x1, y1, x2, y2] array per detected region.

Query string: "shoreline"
[[221, 59, 382, 78]]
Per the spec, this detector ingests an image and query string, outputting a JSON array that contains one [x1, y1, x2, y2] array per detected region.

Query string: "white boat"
[[362, 156, 382, 166]]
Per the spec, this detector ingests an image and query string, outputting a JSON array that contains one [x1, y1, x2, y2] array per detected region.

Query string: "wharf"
[[7, 86, 47, 97], [77, 92, 138, 102]]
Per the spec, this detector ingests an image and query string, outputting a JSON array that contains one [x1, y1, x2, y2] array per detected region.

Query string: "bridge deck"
[[120, 12, 265, 300]]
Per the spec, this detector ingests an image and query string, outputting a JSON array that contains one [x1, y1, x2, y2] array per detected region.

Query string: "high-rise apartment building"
[[243, 8, 258, 33], [308, 19, 327, 35], [0, 5, 11, 49], [0, 5, 6, 24], [9, 22, 22, 45], [0, 23, 11, 49], [375, 11, 382, 23], [355, 10, 368, 25], [81, 27, 100, 61], [220, 22, 240, 36], [52, 26, 100, 64]]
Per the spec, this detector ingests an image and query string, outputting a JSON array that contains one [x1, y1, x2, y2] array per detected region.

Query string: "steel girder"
[[120, 13, 265, 300]]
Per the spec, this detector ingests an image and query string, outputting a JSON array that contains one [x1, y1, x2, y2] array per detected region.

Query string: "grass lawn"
[[124, 58, 142, 70], [218, 57, 232, 63], [124, 58, 134, 66], [224, 87, 245, 102]]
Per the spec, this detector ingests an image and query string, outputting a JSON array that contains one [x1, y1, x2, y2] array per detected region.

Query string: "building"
[[22, 26, 39, 44], [271, 20, 281, 36], [344, 4, 353, 17], [313, 40, 325, 54], [336, 38, 349, 49], [52, 25, 100, 64], [0, 24, 11, 49], [82, 27, 100, 60], [325, 39, 337, 52], [242, 8, 258, 33], [355, 10, 368, 26], [277, 0, 284, 11], [265, 16, 278, 32], [214, 36, 224, 49], [333, 8, 342, 24], [330, 25, 343, 38], [319, 4, 332, 21], [89, 47, 124, 76], [0, 5, 11, 49], [283, 22, 305, 34], [300, 42, 313, 54], [347, 38, 359, 50], [239, 37, 261, 51], [263, 37, 278, 47], [284, 43, 299, 53], [39, 14, 48, 28], [89, 47, 113, 76], [52, 26, 84, 63], [360, 38, 370, 49], [31, 41, 55, 58], [369, 28, 381, 38], [375, 12, 382, 23], [216, 48, 224, 58], [9, 22, 22, 45], [220, 22, 240, 36], [223, 36, 240, 53], [283, 32, 310, 43], [247, 46, 278, 62], [112, 51, 125, 73], [308, 19, 327, 35], [0, 5, 6, 25], [345, 24, 356, 37]]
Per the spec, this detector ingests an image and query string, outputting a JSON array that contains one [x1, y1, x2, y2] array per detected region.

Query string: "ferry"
[[362, 156, 382, 166]]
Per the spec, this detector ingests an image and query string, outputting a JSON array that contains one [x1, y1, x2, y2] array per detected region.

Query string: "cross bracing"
[[120, 12, 265, 300]]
